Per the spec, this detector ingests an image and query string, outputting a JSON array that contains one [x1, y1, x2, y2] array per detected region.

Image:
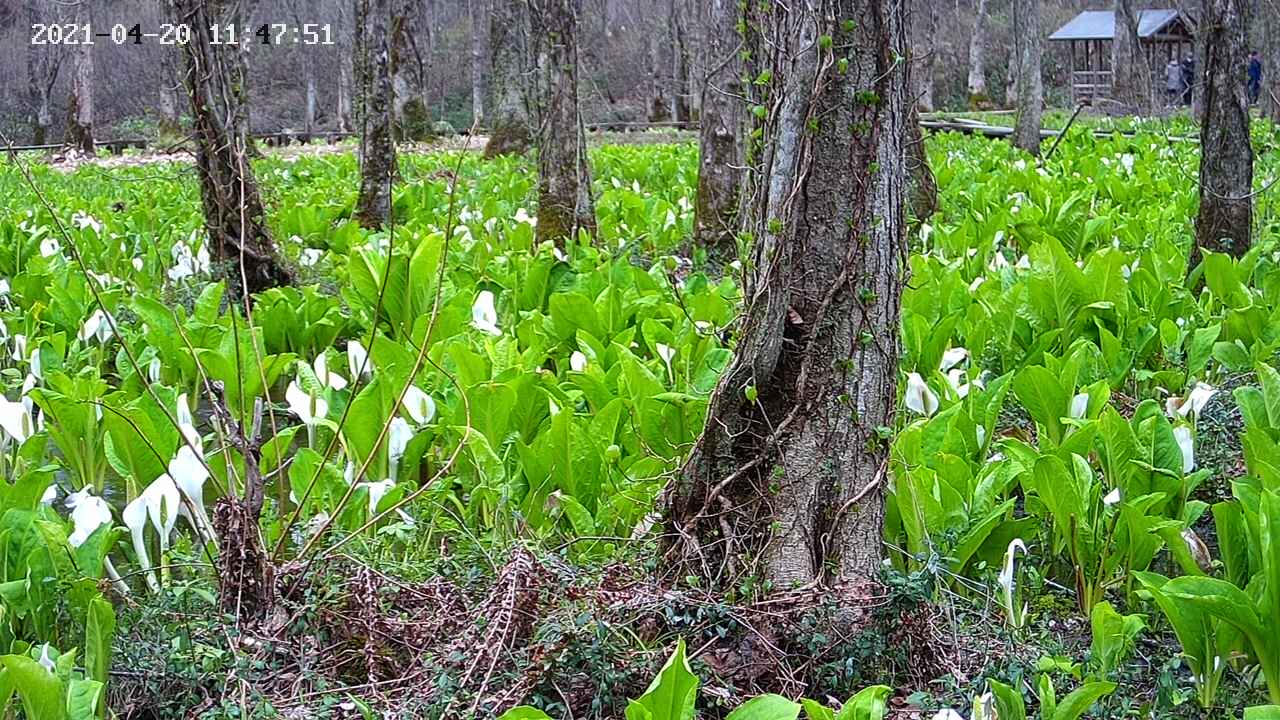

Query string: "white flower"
[[363, 478, 396, 516], [37, 644, 55, 672], [66, 487, 113, 547], [969, 276, 985, 292], [29, 345, 41, 379], [387, 417, 412, 480], [0, 395, 36, 444], [285, 381, 329, 425], [148, 356, 163, 384], [570, 351, 588, 372], [932, 711, 964, 720], [347, 340, 371, 379], [401, 385, 436, 425], [471, 291, 502, 336], [299, 248, 324, 267], [904, 372, 939, 416], [39, 237, 60, 258], [75, 307, 113, 343], [169, 437, 214, 544], [1014, 254, 1031, 270], [946, 368, 972, 399], [514, 207, 537, 226], [40, 483, 57, 505], [1069, 392, 1090, 419], [1174, 425, 1195, 473], [1103, 487, 1122, 506], [655, 343, 676, 381], [72, 212, 102, 234], [1168, 382, 1217, 419], [940, 347, 969, 371], [1120, 153, 1135, 173], [312, 354, 348, 391], [998, 539, 1028, 629], [123, 474, 181, 591], [975, 425, 986, 447], [132, 257, 144, 272], [972, 693, 996, 720]]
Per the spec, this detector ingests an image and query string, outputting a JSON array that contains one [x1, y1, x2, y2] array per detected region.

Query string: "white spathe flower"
[[40, 483, 57, 505], [37, 644, 55, 672], [39, 237, 60, 258], [148, 356, 163, 384], [299, 248, 324, 267], [72, 211, 102, 234], [285, 381, 329, 425], [0, 395, 36, 444], [401, 385, 436, 425], [363, 478, 396, 516], [347, 340, 371, 379], [1069, 392, 1090, 419], [387, 417, 412, 481], [123, 474, 181, 591], [1168, 382, 1217, 419], [932, 711, 964, 720], [1174, 425, 1195, 473], [169, 441, 214, 543], [12, 334, 25, 362], [1103, 487, 1122, 506], [313, 354, 348, 391], [132, 257, 144, 272], [570, 351, 588, 372], [998, 538, 1028, 629], [29, 345, 41, 380], [940, 347, 969, 371], [66, 487, 113, 547], [176, 393, 194, 429], [514, 207, 537, 226], [946, 368, 973, 399], [471, 290, 502, 336], [904, 372, 939, 416]]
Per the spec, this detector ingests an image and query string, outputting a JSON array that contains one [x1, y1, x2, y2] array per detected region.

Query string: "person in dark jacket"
[[1249, 51, 1263, 105]]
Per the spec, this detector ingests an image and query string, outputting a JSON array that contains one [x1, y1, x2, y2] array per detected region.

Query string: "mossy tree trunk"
[[1196, 0, 1253, 259], [484, 0, 534, 157], [1011, 0, 1042, 157], [662, 0, 909, 590], [531, 0, 596, 246], [355, 0, 397, 228], [692, 0, 743, 251], [171, 0, 293, 296]]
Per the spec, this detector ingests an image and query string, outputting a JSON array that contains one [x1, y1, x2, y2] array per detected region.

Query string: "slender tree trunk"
[[967, 0, 989, 107], [915, 0, 937, 111], [171, 0, 292, 296], [532, 0, 596, 245], [1112, 0, 1147, 112], [670, 0, 692, 125], [484, 0, 534, 157], [337, 0, 356, 133], [390, 8, 416, 140], [1264, 0, 1280, 122], [26, 2, 60, 147], [471, 0, 488, 125], [355, 0, 398, 228], [1012, 0, 1042, 156], [64, 1, 94, 155], [662, 0, 908, 589], [907, 105, 937, 220], [1196, 0, 1253, 258], [693, 0, 743, 250], [157, 47, 182, 138], [648, 5, 671, 123]]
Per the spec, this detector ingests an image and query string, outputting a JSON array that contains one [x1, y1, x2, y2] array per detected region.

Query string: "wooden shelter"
[[1048, 9, 1196, 104]]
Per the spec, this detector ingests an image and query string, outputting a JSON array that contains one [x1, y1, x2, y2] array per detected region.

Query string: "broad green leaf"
[[725, 694, 801, 720]]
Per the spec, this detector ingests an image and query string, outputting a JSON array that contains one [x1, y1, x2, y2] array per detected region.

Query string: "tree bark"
[[157, 46, 182, 138], [1012, 0, 1042, 156], [64, 1, 94, 155], [484, 0, 534, 157], [692, 0, 742, 251], [907, 105, 938, 220], [670, 0, 692, 125], [171, 0, 292, 296], [967, 0, 989, 107], [914, 0, 937, 111], [662, 0, 908, 589], [26, 2, 61, 147], [532, 0, 596, 246], [1264, 0, 1280, 122], [355, 0, 398, 228], [1111, 0, 1148, 112], [648, 3, 671, 123], [471, 0, 489, 125], [336, 0, 356, 133], [1196, 0, 1253, 259]]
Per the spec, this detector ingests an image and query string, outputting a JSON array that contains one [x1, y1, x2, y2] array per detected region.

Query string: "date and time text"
[[30, 22, 335, 46]]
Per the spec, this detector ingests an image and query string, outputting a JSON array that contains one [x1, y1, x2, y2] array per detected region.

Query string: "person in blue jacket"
[[1249, 51, 1263, 106]]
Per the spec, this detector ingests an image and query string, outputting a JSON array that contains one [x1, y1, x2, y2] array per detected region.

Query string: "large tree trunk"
[[647, 4, 671, 123], [914, 0, 937, 111], [26, 2, 61, 147], [662, 0, 908, 589], [532, 0, 596, 246], [1196, 0, 1253, 259], [484, 0, 534, 157], [171, 0, 292, 296], [336, 0, 356, 134], [692, 0, 742, 250], [355, 0, 398, 228], [470, 0, 488, 125], [157, 47, 182, 138], [907, 105, 938, 221], [670, 0, 692, 125], [1264, 0, 1280, 122], [1111, 0, 1148, 113], [1011, 0, 1042, 156], [64, 1, 94, 155], [967, 0, 989, 107]]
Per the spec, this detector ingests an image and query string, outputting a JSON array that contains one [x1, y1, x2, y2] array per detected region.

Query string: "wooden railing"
[[1071, 70, 1113, 103]]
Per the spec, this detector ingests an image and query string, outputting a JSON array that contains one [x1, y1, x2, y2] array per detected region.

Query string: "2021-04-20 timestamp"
[[29, 23, 335, 46]]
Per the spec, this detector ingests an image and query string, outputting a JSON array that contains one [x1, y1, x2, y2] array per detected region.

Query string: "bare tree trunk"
[[693, 0, 742, 250], [158, 47, 182, 138], [390, 8, 416, 140], [26, 2, 62, 146], [1264, 0, 1280, 122], [336, 0, 356, 133], [914, 0, 937, 111], [1196, 0, 1253, 258], [670, 0, 692, 125], [171, 0, 292, 296], [355, 0, 398, 228], [648, 4, 671, 123], [1012, 0, 1042, 156], [471, 0, 488, 125], [532, 0, 596, 245], [484, 0, 534, 157], [907, 105, 937, 220], [1112, 0, 1147, 112], [64, 1, 94, 155], [967, 0, 989, 107], [662, 0, 908, 589]]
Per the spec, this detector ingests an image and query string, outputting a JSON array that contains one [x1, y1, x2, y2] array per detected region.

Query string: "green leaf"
[[1050, 681, 1116, 720], [987, 680, 1026, 720], [800, 699, 835, 720], [3, 654, 65, 720], [1245, 706, 1280, 720], [626, 638, 699, 720], [1013, 366, 1068, 446], [497, 709, 555, 720], [725, 694, 801, 720], [834, 686, 891, 720], [84, 596, 114, 687]]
